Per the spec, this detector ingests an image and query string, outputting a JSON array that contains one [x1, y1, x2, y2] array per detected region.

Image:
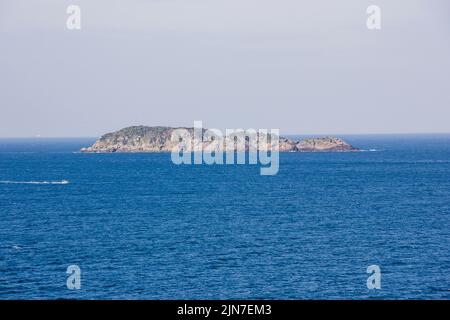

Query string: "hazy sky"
[[1, 0, 449, 137]]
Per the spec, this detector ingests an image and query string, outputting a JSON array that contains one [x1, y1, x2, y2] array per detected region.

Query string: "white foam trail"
[[0, 180, 69, 185]]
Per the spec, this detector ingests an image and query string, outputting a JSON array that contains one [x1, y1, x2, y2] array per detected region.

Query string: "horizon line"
[[1, 132, 450, 139]]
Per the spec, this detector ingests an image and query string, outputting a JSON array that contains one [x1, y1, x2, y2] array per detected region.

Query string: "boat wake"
[[0, 180, 70, 185]]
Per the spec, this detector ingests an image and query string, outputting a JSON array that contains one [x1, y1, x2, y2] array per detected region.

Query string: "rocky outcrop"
[[296, 137, 358, 152], [81, 126, 359, 153], [81, 126, 185, 153]]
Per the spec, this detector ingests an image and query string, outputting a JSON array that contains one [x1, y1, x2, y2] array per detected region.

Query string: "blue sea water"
[[0, 135, 449, 300]]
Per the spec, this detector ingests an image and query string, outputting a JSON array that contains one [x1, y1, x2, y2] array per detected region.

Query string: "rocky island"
[[81, 126, 359, 153]]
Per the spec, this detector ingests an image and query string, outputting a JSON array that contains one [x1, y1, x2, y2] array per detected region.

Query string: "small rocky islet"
[[81, 126, 359, 153]]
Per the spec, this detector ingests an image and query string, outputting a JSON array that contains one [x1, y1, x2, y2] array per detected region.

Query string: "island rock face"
[[81, 126, 359, 153], [296, 137, 358, 152], [81, 126, 183, 153]]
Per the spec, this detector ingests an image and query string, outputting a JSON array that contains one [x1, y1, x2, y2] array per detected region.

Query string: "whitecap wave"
[[0, 180, 69, 185], [360, 149, 380, 152]]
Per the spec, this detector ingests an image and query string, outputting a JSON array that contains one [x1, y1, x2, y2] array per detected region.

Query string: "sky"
[[0, 0, 449, 137]]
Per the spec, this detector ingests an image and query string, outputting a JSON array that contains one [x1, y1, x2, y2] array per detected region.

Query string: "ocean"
[[0, 135, 449, 299]]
